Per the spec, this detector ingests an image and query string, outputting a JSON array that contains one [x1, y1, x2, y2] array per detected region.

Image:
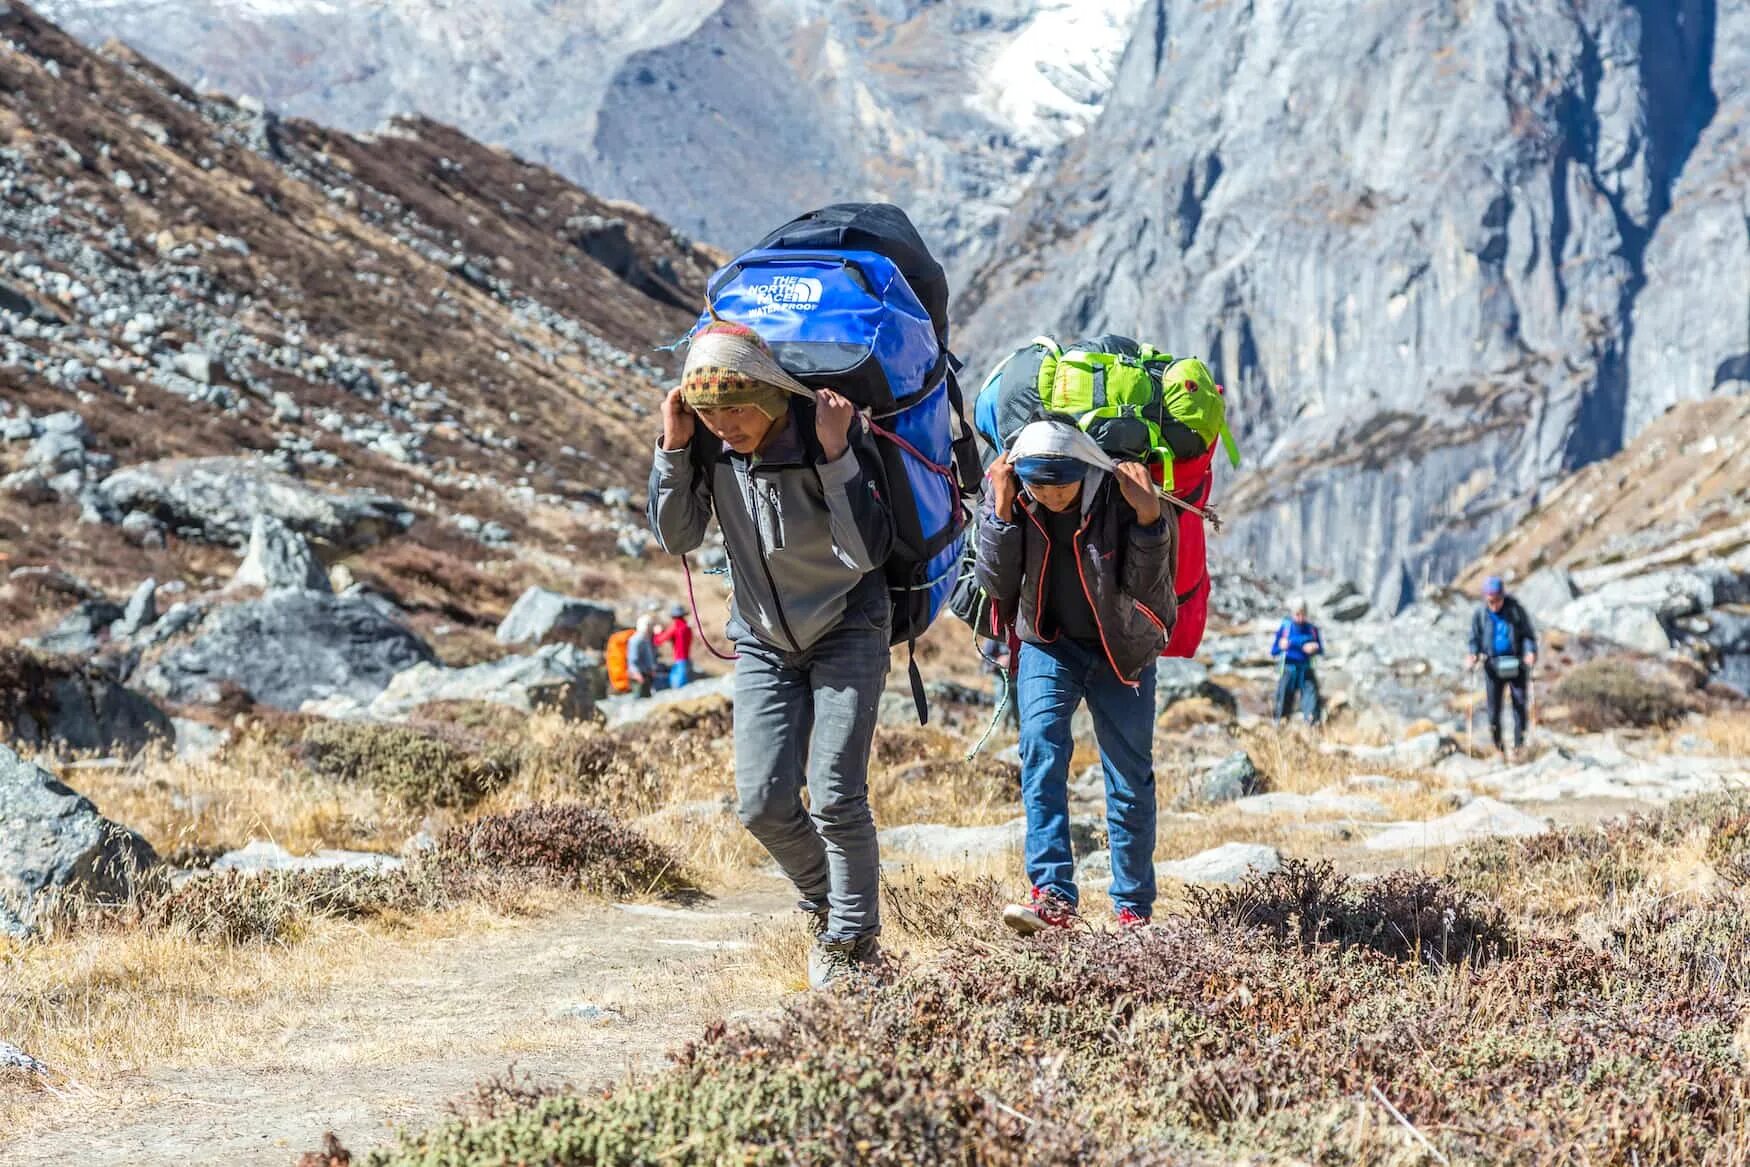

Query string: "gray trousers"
[[733, 625, 888, 941]]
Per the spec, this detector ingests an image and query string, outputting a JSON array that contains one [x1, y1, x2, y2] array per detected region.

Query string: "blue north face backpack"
[[697, 204, 980, 719]]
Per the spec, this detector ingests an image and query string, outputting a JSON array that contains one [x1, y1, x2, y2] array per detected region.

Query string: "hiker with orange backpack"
[[627, 613, 659, 699], [975, 418, 1177, 934], [649, 320, 895, 987]]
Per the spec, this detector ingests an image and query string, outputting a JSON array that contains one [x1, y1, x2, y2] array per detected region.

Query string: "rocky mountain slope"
[[1463, 395, 1750, 691], [34, 0, 1142, 270], [959, 0, 1746, 609], [0, 0, 736, 729]]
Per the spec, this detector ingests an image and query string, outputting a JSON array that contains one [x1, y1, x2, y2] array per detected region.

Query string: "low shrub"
[[298, 720, 517, 810], [882, 871, 1005, 947], [1554, 657, 1694, 731], [437, 803, 692, 898], [370, 905, 1749, 1166], [1188, 858, 1513, 969]]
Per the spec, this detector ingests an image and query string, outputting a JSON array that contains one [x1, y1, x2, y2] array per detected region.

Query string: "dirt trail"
[[0, 885, 797, 1167]]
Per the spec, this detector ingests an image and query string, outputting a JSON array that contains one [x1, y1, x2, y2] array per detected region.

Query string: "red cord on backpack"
[[681, 554, 740, 663]]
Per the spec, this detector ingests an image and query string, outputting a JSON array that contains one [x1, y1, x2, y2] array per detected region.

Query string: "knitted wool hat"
[[682, 320, 812, 421]]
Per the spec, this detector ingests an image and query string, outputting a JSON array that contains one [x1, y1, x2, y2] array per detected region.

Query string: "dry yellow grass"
[[1697, 709, 1750, 758], [45, 735, 424, 860]]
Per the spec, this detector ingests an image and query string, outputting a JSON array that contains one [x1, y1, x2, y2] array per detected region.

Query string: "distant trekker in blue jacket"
[[1270, 601, 1324, 724]]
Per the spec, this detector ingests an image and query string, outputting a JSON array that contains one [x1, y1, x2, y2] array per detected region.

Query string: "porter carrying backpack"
[[968, 334, 1240, 657], [693, 203, 980, 719]]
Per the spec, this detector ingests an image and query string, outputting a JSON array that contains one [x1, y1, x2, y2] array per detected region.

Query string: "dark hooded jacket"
[[974, 467, 1176, 684]]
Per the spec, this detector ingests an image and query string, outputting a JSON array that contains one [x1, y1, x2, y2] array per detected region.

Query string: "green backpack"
[[976, 335, 1241, 488]]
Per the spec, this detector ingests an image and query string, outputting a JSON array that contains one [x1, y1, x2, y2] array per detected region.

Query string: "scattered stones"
[[24, 429, 85, 473], [99, 456, 413, 552], [363, 643, 602, 721], [1075, 848, 1112, 881], [1514, 567, 1579, 617], [495, 585, 616, 649], [1318, 580, 1372, 623], [880, 815, 1104, 863], [1179, 751, 1259, 807], [0, 1040, 51, 1077], [1154, 657, 1238, 715], [119, 510, 168, 547], [555, 1002, 626, 1024], [209, 840, 402, 875], [0, 650, 173, 755], [601, 674, 736, 727], [21, 598, 124, 656], [231, 513, 330, 592], [1363, 797, 1549, 852], [1227, 791, 1390, 819], [1327, 732, 1457, 771], [1157, 843, 1282, 886], [142, 590, 436, 709], [171, 716, 229, 761], [0, 744, 160, 938], [113, 578, 158, 638], [0, 467, 56, 504], [173, 347, 213, 384]]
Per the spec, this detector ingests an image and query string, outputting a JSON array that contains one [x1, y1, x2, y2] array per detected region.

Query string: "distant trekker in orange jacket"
[[654, 603, 695, 689]]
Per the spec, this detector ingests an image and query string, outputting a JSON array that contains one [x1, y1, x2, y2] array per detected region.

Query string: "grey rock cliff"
[[960, 0, 1741, 610]]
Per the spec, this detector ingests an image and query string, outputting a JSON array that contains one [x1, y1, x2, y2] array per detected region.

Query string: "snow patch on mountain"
[[973, 0, 1142, 146]]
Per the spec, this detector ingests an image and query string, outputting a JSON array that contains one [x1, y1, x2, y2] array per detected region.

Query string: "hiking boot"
[[1115, 907, 1151, 929], [1002, 887, 1076, 935], [798, 900, 830, 938], [808, 934, 882, 990]]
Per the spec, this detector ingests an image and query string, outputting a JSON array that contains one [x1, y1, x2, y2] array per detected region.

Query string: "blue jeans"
[[669, 660, 693, 690], [1016, 639, 1157, 916], [1274, 660, 1321, 724]]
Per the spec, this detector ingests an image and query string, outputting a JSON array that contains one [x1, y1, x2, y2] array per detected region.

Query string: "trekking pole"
[[1466, 663, 1479, 757]]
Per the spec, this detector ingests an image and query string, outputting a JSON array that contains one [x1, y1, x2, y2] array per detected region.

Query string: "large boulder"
[[495, 586, 616, 649], [0, 744, 160, 937], [365, 643, 603, 720], [99, 456, 412, 553], [1154, 658, 1239, 716], [141, 591, 436, 709], [1363, 797, 1549, 852], [0, 649, 173, 756], [1317, 580, 1371, 623], [1177, 751, 1260, 807], [1513, 567, 1579, 620], [1157, 843, 1282, 886], [231, 514, 330, 592], [21, 599, 124, 657]]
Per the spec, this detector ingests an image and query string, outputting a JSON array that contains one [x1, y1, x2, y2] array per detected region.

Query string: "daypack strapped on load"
[[689, 203, 981, 722], [963, 333, 1241, 659], [604, 628, 635, 695]]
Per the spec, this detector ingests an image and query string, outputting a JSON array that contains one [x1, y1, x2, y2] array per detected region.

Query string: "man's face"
[[1291, 607, 1307, 623], [1026, 481, 1082, 513], [1485, 592, 1505, 612], [696, 404, 779, 454]]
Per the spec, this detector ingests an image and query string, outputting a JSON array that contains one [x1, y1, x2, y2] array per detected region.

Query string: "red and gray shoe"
[[1115, 907, 1151, 929], [1002, 887, 1077, 935]]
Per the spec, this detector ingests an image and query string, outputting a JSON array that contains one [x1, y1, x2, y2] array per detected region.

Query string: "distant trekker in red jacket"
[[655, 603, 695, 689]]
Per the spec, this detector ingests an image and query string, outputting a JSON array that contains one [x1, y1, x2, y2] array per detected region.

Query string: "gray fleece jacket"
[[647, 406, 895, 653]]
